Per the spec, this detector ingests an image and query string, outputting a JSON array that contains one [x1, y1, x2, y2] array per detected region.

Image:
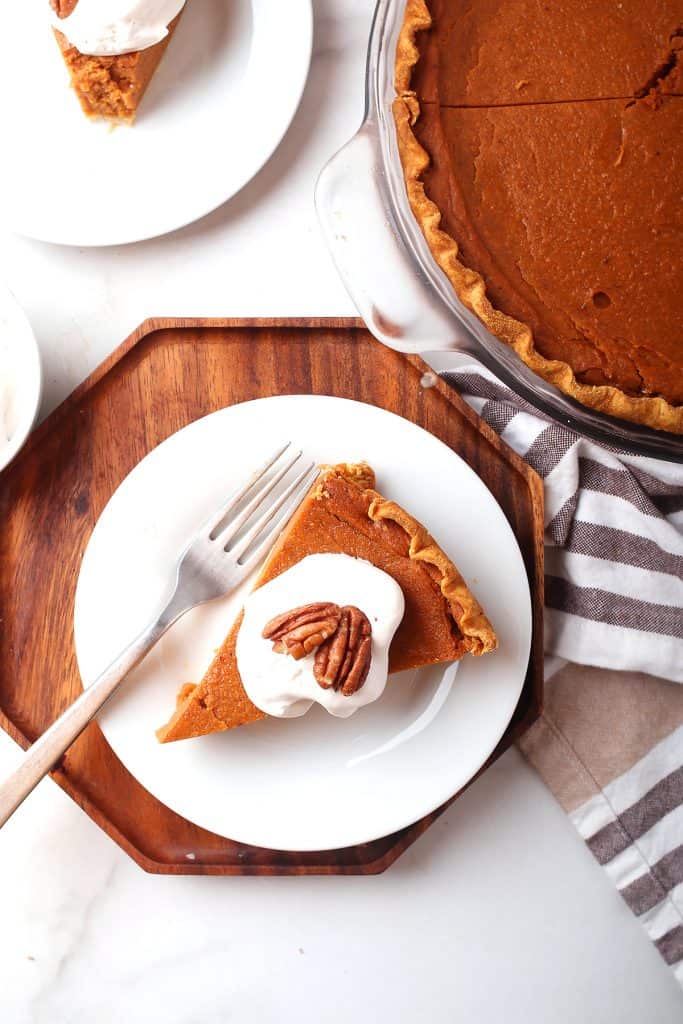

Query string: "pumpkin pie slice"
[[51, 1, 185, 122], [157, 462, 497, 742]]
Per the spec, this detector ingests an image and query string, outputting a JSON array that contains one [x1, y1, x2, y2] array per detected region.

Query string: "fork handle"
[[0, 596, 184, 830]]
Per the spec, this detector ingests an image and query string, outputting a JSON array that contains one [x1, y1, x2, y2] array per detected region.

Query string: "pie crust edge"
[[318, 464, 497, 656]]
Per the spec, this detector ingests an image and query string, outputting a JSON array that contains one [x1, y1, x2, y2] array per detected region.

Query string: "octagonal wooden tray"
[[0, 318, 543, 874]]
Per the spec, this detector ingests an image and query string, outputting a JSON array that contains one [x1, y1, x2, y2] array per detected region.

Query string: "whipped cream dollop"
[[50, 0, 186, 56], [236, 554, 405, 719]]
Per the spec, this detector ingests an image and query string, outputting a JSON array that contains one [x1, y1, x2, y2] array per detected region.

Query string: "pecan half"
[[314, 606, 372, 696], [262, 603, 341, 660]]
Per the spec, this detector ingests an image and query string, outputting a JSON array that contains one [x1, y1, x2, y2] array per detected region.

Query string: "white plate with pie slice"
[[0, 0, 311, 246], [74, 395, 532, 851]]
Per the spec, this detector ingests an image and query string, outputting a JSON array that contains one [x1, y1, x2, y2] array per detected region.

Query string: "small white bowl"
[[0, 285, 42, 474]]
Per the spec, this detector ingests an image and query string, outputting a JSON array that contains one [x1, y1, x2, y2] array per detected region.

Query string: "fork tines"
[[208, 443, 318, 566]]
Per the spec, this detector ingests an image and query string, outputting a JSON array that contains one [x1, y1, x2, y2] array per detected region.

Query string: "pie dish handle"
[[316, 123, 475, 356]]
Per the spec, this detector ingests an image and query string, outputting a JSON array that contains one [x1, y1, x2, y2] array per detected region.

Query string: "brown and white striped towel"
[[520, 664, 683, 987], [441, 364, 683, 682], [440, 362, 683, 986]]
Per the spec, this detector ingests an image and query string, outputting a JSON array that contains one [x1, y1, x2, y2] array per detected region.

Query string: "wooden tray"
[[0, 319, 543, 875]]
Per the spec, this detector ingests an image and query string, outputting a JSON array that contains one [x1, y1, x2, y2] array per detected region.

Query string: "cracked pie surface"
[[157, 463, 496, 742], [394, 0, 683, 433]]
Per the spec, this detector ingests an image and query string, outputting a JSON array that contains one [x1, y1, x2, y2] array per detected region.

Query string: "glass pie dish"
[[315, 0, 682, 462]]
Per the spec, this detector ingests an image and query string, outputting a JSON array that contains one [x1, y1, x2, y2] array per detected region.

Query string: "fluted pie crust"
[[157, 462, 496, 742], [394, 0, 683, 434]]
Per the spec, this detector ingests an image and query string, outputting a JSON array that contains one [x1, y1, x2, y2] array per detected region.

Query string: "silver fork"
[[0, 443, 318, 830]]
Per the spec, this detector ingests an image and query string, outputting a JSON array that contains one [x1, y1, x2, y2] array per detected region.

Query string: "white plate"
[[74, 396, 532, 851], [0, 285, 42, 473], [0, 0, 312, 246]]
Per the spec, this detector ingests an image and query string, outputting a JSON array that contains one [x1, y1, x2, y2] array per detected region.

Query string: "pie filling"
[[394, 0, 682, 433]]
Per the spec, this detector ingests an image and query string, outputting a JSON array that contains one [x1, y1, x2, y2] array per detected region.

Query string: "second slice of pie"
[[157, 462, 497, 743], [50, 0, 186, 122]]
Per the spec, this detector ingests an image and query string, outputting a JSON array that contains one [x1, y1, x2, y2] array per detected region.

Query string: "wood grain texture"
[[0, 319, 544, 875]]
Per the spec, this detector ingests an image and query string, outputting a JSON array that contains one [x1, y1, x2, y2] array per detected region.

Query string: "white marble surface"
[[0, 2, 682, 1021]]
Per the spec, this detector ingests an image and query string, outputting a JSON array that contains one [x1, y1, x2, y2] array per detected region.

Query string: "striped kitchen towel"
[[520, 664, 683, 987], [441, 363, 683, 683], [440, 361, 683, 986]]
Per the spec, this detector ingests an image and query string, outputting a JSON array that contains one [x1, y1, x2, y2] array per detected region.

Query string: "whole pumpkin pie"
[[50, 0, 185, 122], [157, 462, 497, 742], [394, 0, 683, 433]]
